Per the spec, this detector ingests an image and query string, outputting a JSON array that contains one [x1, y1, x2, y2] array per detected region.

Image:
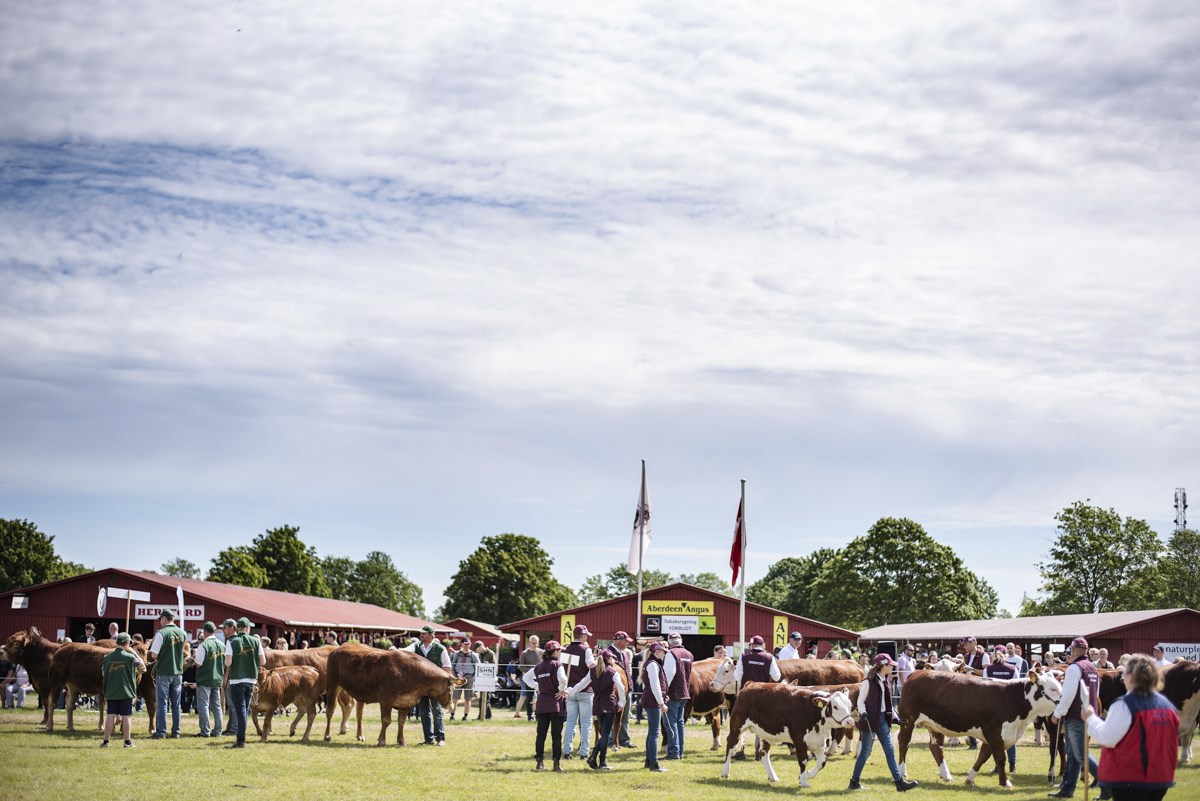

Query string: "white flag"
[[626, 461, 652, 574], [177, 585, 185, 626]]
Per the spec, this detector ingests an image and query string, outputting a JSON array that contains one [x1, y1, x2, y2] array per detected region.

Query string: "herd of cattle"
[[5, 626, 1200, 790]]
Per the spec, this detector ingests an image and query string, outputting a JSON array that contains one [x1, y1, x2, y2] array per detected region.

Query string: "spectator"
[[1007, 643, 1030, 678], [1084, 653, 1178, 801], [1095, 649, 1116, 670], [777, 632, 803, 661], [274, 638, 289, 651], [108, 622, 119, 639], [1152, 646, 1170, 668], [473, 641, 495, 720], [80, 623, 97, 644], [4, 663, 30, 708], [897, 644, 916, 691], [450, 639, 478, 721], [513, 635, 542, 721], [524, 639, 567, 771]]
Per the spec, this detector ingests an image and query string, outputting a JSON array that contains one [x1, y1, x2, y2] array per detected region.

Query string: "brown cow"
[[720, 683, 854, 787], [896, 669, 1063, 788], [686, 657, 731, 750], [1162, 659, 1200, 764], [46, 642, 146, 733], [251, 665, 322, 741], [323, 647, 465, 746], [708, 656, 865, 697], [264, 644, 352, 735], [4, 628, 60, 726]]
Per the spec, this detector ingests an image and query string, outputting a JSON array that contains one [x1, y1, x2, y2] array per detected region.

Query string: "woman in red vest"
[[1084, 653, 1179, 801]]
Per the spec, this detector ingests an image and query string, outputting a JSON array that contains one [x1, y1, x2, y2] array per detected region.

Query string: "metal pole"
[[738, 479, 746, 657], [636, 459, 646, 640]]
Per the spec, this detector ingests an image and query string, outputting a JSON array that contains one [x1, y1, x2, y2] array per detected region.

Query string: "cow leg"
[[322, 681, 339, 741], [66, 686, 77, 732], [721, 713, 746, 778], [760, 741, 781, 783], [802, 743, 828, 787], [709, 711, 721, 750], [377, 703, 391, 747], [258, 704, 276, 741], [339, 690, 352, 735], [1181, 721, 1196, 765], [897, 721, 914, 777], [142, 685, 156, 734], [252, 705, 264, 738], [356, 700, 366, 741], [395, 708, 408, 746], [927, 731, 953, 782]]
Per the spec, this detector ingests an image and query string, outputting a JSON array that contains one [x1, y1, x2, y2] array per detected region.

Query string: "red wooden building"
[[0, 568, 450, 646], [500, 582, 859, 657], [439, 617, 518, 651]]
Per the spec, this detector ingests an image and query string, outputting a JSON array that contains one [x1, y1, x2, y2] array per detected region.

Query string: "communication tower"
[[1176, 487, 1188, 531]]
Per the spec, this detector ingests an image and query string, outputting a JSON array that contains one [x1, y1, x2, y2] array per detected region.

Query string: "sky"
[[2, 2, 1197, 622]]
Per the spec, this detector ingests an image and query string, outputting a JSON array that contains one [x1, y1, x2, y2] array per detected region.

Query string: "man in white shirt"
[[1152, 645, 1171, 668], [777, 631, 803, 661], [896, 644, 916, 690]]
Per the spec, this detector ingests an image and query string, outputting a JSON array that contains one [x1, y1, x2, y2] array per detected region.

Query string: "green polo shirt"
[[102, 648, 139, 701]]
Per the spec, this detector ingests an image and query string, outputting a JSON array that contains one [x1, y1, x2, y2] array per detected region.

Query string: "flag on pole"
[[730, 498, 745, 585], [176, 585, 185, 627], [626, 462, 652, 574]]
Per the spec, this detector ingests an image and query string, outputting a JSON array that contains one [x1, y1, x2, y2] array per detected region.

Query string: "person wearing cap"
[[849, 653, 918, 792], [1084, 653, 1179, 801], [149, 609, 187, 739], [100, 632, 144, 748], [223, 617, 265, 748], [560, 624, 598, 761], [514, 635, 542, 721], [450, 638, 479, 721], [473, 641, 496, 720], [217, 618, 239, 735], [1151, 645, 1170, 668], [605, 631, 635, 749], [777, 631, 803, 661], [1049, 636, 1101, 798], [984, 645, 1020, 773], [641, 641, 670, 772], [191, 621, 225, 737], [588, 649, 627, 770], [662, 631, 694, 760], [406, 624, 452, 745], [523, 639, 569, 771], [734, 635, 782, 685]]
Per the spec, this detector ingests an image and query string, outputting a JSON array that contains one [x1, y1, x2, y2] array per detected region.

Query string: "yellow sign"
[[773, 616, 788, 649], [560, 614, 575, 643], [642, 600, 715, 615], [698, 616, 716, 635]]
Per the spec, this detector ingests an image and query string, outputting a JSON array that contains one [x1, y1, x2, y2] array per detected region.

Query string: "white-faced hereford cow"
[[720, 683, 854, 787], [323, 646, 465, 746], [897, 669, 1062, 788], [1162, 659, 1200, 764]]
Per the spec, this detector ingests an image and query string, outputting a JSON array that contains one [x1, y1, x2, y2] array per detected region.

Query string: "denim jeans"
[[4, 683, 26, 708], [852, 717, 903, 783], [228, 682, 254, 744], [1061, 718, 1099, 795], [196, 685, 222, 736], [666, 698, 687, 758], [419, 696, 444, 743], [644, 706, 666, 768], [563, 691, 594, 757], [154, 674, 182, 736]]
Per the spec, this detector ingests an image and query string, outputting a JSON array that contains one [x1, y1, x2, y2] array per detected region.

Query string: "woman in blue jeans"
[[640, 642, 670, 772], [851, 653, 918, 792]]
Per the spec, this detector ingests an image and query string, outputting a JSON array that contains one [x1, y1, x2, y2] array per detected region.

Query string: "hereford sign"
[[134, 604, 206, 621]]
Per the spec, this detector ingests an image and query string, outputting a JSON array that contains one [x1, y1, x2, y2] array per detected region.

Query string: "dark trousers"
[[594, 712, 616, 764], [419, 696, 445, 743], [229, 683, 253, 744], [1111, 790, 1167, 801], [535, 713, 564, 761]]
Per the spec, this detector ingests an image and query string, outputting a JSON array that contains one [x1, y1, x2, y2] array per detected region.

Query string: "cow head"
[[1026, 669, 1063, 715], [434, 674, 466, 708], [814, 689, 854, 729], [709, 657, 737, 695], [5, 631, 30, 662]]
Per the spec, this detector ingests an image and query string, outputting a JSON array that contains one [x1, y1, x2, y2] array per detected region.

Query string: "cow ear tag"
[[814, 697, 826, 708]]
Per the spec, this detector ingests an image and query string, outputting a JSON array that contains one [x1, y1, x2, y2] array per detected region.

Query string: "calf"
[[4, 628, 60, 726], [265, 645, 352, 736], [323, 647, 465, 746], [720, 683, 854, 787], [897, 669, 1062, 788], [251, 665, 322, 741], [1162, 659, 1200, 764]]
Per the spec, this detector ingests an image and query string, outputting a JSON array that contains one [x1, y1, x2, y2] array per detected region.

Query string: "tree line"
[[3, 499, 1198, 629]]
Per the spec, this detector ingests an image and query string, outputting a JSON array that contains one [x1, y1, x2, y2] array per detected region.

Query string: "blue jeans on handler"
[[155, 673, 182, 736], [852, 718, 904, 784], [196, 685, 222, 736], [1060, 718, 1099, 796], [645, 706, 672, 768], [666, 698, 687, 758], [563, 691, 594, 758], [419, 696, 445, 743]]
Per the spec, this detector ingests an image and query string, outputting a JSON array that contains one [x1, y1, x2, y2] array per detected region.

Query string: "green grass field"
[[1, 702, 1196, 801]]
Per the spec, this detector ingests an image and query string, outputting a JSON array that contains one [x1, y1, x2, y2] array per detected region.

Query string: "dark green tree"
[[160, 558, 200, 579], [440, 534, 576, 623], [0, 518, 89, 592], [206, 546, 268, 588], [676, 572, 735, 595], [251, 525, 330, 597], [1031, 501, 1164, 614], [746, 549, 838, 615], [578, 565, 673, 604], [351, 551, 426, 618], [808, 517, 997, 630], [321, 556, 357, 601], [1161, 528, 1200, 609]]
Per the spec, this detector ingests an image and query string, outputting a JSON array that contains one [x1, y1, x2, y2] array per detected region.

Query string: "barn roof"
[[857, 608, 1200, 642], [439, 617, 515, 639]]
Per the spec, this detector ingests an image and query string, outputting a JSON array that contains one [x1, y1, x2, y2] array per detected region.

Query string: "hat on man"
[[613, 631, 630, 641], [115, 632, 131, 644], [544, 640, 561, 652], [873, 653, 897, 667], [648, 642, 666, 653], [790, 631, 802, 640], [961, 635, 976, 644], [203, 621, 216, 633], [1153, 644, 1165, 652], [236, 616, 253, 629], [159, 609, 176, 621], [1070, 636, 1088, 650], [420, 625, 435, 634], [222, 618, 237, 628], [749, 635, 765, 647], [667, 632, 683, 645], [573, 624, 591, 638]]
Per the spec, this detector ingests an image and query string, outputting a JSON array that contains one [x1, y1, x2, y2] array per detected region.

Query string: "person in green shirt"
[[192, 621, 225, 737], [150, 609, 187, 739], [223, 617, 265, 748], [101, 633, 144, 748]]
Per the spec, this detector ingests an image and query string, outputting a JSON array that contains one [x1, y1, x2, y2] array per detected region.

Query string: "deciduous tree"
[[351, 550, 426, 618], [440, 534, 576, 623], [578, 565, 672, 604], [676, 571, 735, 595], [207, 546, 268, 588], [160, 558, 200, 579], [251, 525, 330, 597], [0, 518, 88, 592], [747, 549, 838, 616], [1162, 528, 1200, 610]]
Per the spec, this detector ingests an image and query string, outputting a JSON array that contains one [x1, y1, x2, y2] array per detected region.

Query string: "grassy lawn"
[[1, 702, 1196, 801]]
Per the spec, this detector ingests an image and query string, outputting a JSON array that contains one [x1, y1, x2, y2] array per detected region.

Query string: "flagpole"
[[636, 459, 646, 641], [738, 479, 746, 657]]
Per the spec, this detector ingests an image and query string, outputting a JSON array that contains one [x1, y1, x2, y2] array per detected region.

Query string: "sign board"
[[11, 595, 29, 610], [643, 615, 662, 634], [698, 616, 716, 635], [1158, 643, 1200, 662], [773, 616, 788, 649], [107, 587, 152, 602], [134, 604, 205, 622], [658, 615, 719, 635], [642, 600, 714, 615], [559, 614, 575, 643], [474, 663, 497, 692]]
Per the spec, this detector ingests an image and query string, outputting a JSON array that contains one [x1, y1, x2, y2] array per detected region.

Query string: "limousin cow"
[[720, 683, 854, 787], [896, 668, 1062, 788], [323, 646, 465, 746], [46, 641, 148, 733], [4, 628, 60, 726], [1162, 659, 1200, 764], [251, 665, 323, 741], [264, 644, 352, 735]]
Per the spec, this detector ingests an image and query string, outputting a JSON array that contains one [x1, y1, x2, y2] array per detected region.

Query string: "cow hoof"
[[965, 779, 975, 787], [1002, 781, 1013, 789]]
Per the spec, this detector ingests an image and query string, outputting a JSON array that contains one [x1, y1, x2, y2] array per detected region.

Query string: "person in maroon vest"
[[587, 650, 627, 770], [605, 631, 635, 750], [663, 632, 693, 759], [1085, 653, 1179, 801], [641, 641, 670, 772], [522, 640, 568, 772], [561, 624, 597, 761], [850, 653, 918, 792], [734, 635, 781, 685], [1050, 636, 1102, 799], [984, 644, 1019, 773]]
